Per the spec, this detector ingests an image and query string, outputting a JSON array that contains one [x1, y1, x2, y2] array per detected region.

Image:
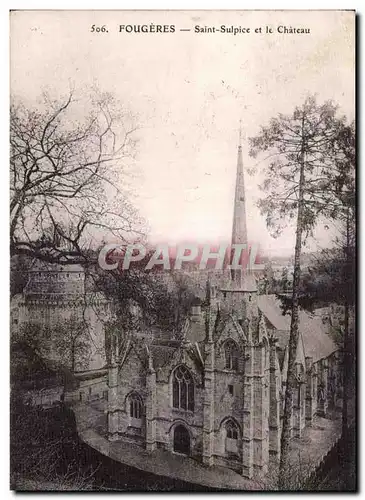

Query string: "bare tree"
[[10, 88, 143, 265]]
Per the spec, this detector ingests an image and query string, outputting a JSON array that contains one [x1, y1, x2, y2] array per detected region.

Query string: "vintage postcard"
[[10, 10, 356, 491]]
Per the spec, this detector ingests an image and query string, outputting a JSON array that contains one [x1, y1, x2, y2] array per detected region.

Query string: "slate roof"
[[257, 294, 337, 362], [299, 314, 337, 362], [257, 295, 290, 332]]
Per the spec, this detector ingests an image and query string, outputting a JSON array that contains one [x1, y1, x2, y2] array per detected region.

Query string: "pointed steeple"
[[220, 123, 257, 317], [231, 122, 248, 284], [231, 121, 248, 247]]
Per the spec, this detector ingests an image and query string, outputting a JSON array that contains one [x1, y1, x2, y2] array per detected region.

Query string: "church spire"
[[231, 122, 248, 283], [221, 123, 257, 299], [231, 121, 248, 247]]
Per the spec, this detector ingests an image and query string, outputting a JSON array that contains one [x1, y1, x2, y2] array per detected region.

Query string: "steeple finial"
[[239, 119, 243, 147]]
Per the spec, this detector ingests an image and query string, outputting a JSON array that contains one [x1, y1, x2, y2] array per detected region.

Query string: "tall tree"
[[279, 119, 355, 466], [10, 88, 142, 265], [249, 96, 352, 483], [290, 122, 355, 485]]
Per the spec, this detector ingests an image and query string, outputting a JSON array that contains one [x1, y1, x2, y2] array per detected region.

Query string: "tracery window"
[[225, 419, 240, 454], [224, 339, 239, 370], [226, 420, 239, 440], [129, 393, 143, 419], [172, 365, 194, 412]]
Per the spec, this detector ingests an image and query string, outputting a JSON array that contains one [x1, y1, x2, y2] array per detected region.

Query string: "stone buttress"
[[145, 348, 157, 451]]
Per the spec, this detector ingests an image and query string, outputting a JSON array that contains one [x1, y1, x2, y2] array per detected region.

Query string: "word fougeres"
[[119, 24, 175, 33]]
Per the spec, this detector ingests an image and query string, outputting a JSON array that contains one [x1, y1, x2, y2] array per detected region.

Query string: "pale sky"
[[10, 10, 355, 256]]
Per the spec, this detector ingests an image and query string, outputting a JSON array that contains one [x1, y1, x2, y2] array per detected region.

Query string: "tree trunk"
[[342, 300, 349, 438], [341, 208, 355, 487], [279, 126, 306, 486], [71, 340, 76, 373]]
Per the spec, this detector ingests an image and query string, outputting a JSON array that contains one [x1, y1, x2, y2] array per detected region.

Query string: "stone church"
[[106, 138, 341, 478]]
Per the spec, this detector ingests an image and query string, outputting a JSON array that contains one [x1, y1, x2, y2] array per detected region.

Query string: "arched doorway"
[[173, 424, 190, 455]]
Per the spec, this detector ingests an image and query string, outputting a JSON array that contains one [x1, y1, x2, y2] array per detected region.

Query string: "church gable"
[[215, 314, 246, 346], [156, 343, 203, 385], [119, 343, 147, 391]]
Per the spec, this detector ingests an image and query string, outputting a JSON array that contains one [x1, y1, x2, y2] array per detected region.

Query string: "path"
[[72, 401, 342, 491]]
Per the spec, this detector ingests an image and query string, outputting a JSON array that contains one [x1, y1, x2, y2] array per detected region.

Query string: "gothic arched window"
[[224, 340, 239, 370], [172, 365, 194, 412], [226, 419, 239, 439], [129, 393, 143, 419], [225, 419, 240, 455]]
